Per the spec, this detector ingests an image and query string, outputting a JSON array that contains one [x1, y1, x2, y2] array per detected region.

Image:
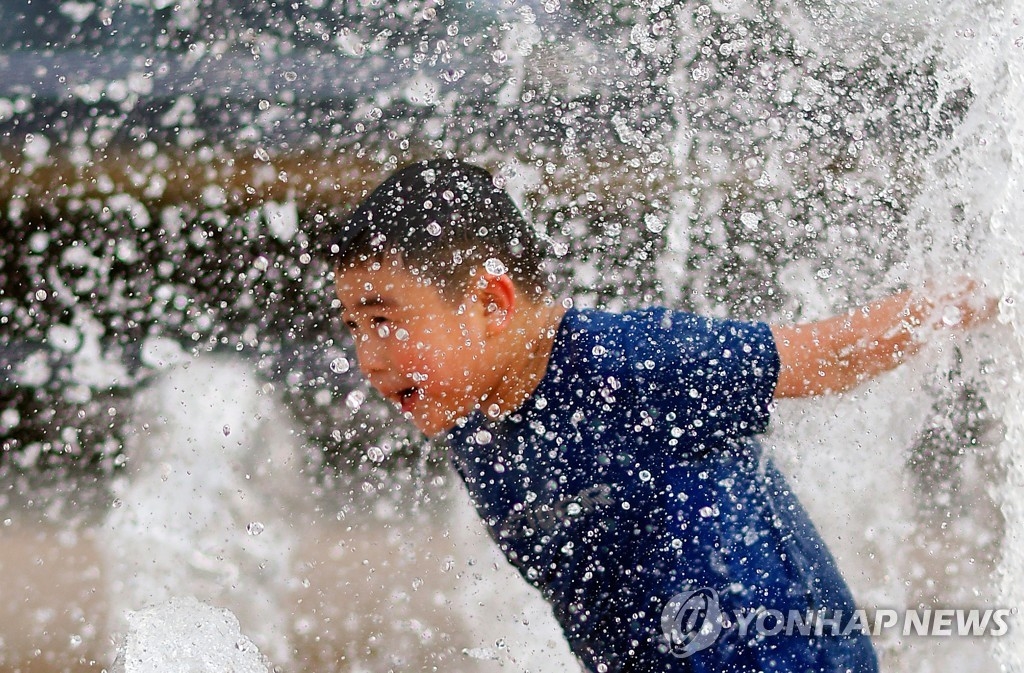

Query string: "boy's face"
[[334, 262, 495, 437]]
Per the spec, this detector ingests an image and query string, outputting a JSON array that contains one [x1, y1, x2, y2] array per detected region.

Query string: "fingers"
[[921, 276, 999, 331]]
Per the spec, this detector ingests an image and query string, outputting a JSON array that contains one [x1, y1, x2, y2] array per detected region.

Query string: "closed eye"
[[343, 315, 391, 333]]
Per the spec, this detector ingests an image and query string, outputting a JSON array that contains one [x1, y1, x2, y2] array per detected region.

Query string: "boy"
[[329, 159, 994, 672]]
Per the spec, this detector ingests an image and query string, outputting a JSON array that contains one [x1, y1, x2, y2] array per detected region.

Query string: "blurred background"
[[0, 0, 1016, 671]]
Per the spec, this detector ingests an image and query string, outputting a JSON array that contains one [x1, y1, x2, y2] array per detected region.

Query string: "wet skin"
[[336, 259, 567, 436]]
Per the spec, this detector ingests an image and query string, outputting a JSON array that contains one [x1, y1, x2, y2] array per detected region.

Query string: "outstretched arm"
[[770, 280, 998, 398]]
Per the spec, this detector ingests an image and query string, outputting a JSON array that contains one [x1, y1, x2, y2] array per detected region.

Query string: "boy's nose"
[[353, 333, 388, 375]]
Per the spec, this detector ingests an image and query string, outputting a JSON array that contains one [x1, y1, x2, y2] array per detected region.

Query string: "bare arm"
[[770, 280, 997, 398]]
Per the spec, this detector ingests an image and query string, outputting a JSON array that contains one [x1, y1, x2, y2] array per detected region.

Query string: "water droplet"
[[283, 71, 298, 82], [258, 99, 270, 110], [330, 357, 350, 373], [639, 470, 652, 482], [487, 403, 501, 417], [412, 577, 424, 590], [28, 232, 49, 252], [492, 49, 508, 64], [942, 305, 963, 326], [483, 257, 508, 275], [35, 289, 47, 301], [426, 221, 442, 236], [246, 521, 265, 536], [254, 147, 269, 162], [644, 214, 665, 233], [366, 446, 386, 462], [394, 328, 410, 341], [377, 324, 391, 338], [69, 634, 82, 647], [474, 429, 493, 444], [222, 424, 231, 436], [741, 212, 760, 230], [346, 389, 366, 411], [111, 498, 123, 509]]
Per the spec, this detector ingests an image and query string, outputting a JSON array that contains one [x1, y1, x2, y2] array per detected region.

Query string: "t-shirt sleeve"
[[626, 308, 780, 447]]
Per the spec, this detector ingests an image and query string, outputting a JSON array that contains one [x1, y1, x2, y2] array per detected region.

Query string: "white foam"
[[101, 355, 307, 665], [112, 597, 271, 673]]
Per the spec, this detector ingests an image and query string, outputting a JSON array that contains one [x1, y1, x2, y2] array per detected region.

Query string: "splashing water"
[[940, 1, 1024, 667], [875, 1, 1024, 667], [96, 355, 578, 671], [111, 597, 272, 673], [101, 357, 305, 664], [3, 1, 1024, 671], [660, 0, 1021, 670]]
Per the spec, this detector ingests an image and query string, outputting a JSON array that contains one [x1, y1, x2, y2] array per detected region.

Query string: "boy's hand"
[[771, 277, 999, 399], [920, 277, 999, 331]]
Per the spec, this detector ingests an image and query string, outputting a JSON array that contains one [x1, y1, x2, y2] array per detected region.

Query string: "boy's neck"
[[481, 300, 567, 420]]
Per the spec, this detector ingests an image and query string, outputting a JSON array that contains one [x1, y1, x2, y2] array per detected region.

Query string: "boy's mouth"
[[397, 387, 419, 412]]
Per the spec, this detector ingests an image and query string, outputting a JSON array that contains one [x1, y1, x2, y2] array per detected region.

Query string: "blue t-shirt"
[[447, 308, 878, 673]]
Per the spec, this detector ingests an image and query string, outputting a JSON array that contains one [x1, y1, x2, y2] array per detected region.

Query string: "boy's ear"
[[477, 272, 517, 335]]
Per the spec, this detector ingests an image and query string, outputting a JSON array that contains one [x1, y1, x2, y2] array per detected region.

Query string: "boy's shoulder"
[[550, 306, 718, 377], [541, 305, 778, 444], [557, 306, 727, 354], [550, 305, 777, 391]]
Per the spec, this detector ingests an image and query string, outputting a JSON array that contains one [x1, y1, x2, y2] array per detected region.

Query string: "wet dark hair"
[[331, 159, 549, 300]]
